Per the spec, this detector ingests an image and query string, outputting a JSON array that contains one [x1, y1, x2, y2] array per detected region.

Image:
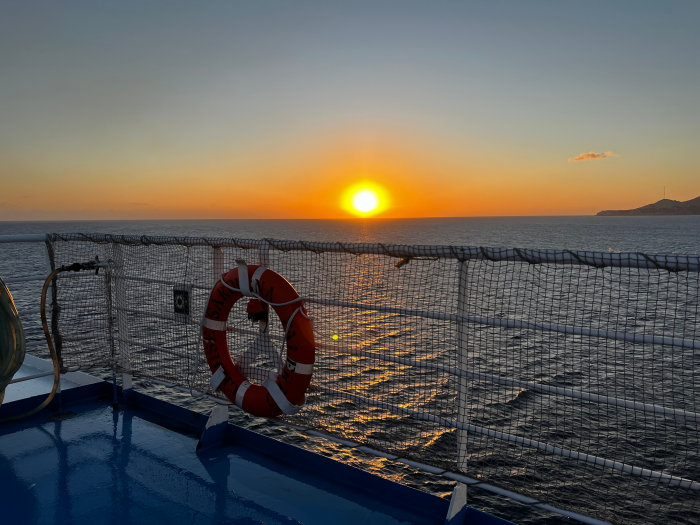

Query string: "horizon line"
[[0, 213, 609, 223]]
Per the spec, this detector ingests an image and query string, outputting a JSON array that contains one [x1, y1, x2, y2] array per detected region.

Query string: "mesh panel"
[[46, 233, 699, 524], [459, 260, 699, 523]]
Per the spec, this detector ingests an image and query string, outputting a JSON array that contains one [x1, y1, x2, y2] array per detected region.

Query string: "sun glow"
[[352, 189, 379, 213], [342, 182, 389, 217]]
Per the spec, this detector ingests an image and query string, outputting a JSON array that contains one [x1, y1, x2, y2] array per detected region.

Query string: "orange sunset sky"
[[1, 1, 698, 220]]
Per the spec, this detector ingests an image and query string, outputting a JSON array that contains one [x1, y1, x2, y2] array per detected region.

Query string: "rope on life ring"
[[201, 261, 315, 417]]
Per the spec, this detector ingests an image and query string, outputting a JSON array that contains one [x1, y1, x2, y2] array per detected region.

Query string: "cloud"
[[568, 151, 616, 162]]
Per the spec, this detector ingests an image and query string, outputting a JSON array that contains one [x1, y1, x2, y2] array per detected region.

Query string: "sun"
[[352, 189, 379, 214], [341, 182, 389, 217]]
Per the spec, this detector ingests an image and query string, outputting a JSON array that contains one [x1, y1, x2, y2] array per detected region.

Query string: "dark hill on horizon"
[[596, 196, 700, 216]]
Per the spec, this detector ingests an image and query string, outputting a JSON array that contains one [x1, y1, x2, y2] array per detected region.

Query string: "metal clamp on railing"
[[58, 256, 107, 275]]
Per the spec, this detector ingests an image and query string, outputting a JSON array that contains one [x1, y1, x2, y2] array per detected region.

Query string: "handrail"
[[2, 232, 699, 270], [0, 234, 48, 243]]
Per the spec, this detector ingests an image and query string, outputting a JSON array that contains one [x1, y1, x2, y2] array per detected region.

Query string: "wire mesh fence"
[[36, 233, 700, 523]]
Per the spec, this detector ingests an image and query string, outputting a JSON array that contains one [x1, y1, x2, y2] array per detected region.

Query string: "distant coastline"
[[596, 196, 700, 216]]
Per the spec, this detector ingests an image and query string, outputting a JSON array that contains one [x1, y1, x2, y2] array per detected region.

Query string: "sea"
[[2, 215, 700, 252], [1, 216, 699, 525]]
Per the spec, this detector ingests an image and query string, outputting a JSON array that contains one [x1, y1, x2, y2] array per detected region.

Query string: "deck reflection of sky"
[[0, 403, 443, 524]]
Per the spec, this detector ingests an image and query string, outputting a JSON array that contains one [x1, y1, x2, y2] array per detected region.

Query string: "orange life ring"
[[201, 263, 315, 417]]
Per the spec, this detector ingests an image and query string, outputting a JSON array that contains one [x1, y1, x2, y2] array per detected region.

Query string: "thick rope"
[[0, 277, 26, 406]]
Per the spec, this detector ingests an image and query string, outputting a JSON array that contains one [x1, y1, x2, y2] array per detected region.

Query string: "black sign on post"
[[173, 284, 192, 323]]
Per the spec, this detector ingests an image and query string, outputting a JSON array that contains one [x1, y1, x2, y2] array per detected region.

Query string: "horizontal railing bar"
[[442, 472, 611, 525], [534, 502, 613, 525], [0, 234, 48, 243], [316, 385, 700, 490], [47, 233, 700, 271], [309, 297, 700, 350], [317, 340, 699, 421]]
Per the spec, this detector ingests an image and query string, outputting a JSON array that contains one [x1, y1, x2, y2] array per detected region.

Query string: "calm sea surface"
[[2, 215, 700, 253], [1, 216, 699, 524]]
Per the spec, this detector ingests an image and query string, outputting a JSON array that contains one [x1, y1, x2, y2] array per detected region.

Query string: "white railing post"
[[42, 236, 64, 371], [107, 243, 131, 389], [212, 246, 224, 283], [258, 240, 270, 266], [455, 259, 470, 500]]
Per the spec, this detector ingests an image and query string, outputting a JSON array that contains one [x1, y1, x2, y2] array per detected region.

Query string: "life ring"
[[201, 262, 315, 417]]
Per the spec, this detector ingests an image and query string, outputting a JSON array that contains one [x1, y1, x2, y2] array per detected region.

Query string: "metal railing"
[[2, 232, 698, 525]]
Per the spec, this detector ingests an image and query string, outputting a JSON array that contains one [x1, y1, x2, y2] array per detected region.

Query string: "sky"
[[1, 0, 699, 220]]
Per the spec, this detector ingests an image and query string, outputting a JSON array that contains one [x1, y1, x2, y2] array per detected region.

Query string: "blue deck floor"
[[0, 383, 440, 524], [0, 376, 511, 525]]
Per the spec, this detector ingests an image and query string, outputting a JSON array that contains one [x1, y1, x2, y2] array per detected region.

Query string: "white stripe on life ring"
[[251, 265, 267, 294], [210, 366, 227, 391], [263, 377, 300, 415], [235, 380, 251, 409], [202, 317, 227, 331], [290, 361, 314, 375], [237, 261, 251, 297]]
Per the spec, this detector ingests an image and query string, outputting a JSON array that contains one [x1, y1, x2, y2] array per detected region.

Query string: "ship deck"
[[0, 360, 510, 525]]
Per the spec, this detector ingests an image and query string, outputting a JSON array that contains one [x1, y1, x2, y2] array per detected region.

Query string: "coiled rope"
[[0, 276, 26, 406]]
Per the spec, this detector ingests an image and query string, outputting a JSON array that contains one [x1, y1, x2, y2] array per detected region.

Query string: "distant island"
[[596, 196, 700, 216]]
